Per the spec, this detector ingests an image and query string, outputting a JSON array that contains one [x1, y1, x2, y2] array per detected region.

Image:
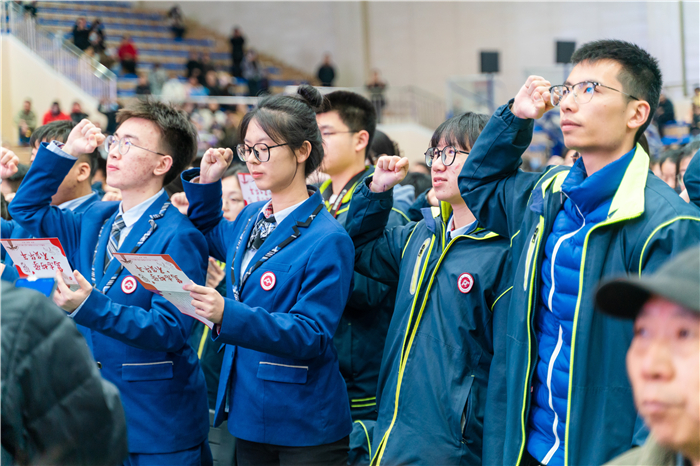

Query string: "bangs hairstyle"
[[430, 112, 489, 151], [319, 91, 377, 152], [116, 99, 198, 185], [571, 40, 662, 142], [238, 84, 324, 177], [30, 120, 76, 147]]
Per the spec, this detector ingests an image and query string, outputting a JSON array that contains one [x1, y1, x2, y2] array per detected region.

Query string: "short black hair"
[[369, 130, 399, 163], [239, 85, 324, 178], [30, 120, 76, 147], [429, 112, 489, 151], [117, 99, 198, 185], [319, 91, 377, 154], [571, 40, 662, 142]]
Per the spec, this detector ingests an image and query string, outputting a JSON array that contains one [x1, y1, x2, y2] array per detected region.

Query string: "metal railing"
[[2, 1, 117, 101]]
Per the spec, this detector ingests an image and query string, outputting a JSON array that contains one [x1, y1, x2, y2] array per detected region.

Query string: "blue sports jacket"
[[344, 179, 512, 465], [458, 103, 700, 466]]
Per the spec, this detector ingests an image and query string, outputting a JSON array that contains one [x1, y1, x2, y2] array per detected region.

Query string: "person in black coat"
[[317, 53, 336, 87], [229, 27, 245, 77], [1, 282, 128, 466], [72, 17, 91, 51]]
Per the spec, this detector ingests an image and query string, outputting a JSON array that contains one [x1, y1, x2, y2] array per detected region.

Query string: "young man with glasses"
[[458, 39, 700, 466], [7, 101, 212, 466], [315, 91, 410, 422]]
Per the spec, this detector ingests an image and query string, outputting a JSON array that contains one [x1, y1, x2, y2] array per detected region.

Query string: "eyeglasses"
[[236, 142, 289, 163], [321, 130, 357, 139], [549, 81, 639, 107], [104, 135, 166, 156], [424, 146, 470, 168]]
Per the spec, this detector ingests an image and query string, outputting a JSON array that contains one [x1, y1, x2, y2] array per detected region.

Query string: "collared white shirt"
[[57, 192, 96, 212], [116, 189, 165, 248], [446, 215, 477, 241]]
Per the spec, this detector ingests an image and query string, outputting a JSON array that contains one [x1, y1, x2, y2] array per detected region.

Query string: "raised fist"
[[0, 148, 20, 180], [370, 155, 409, 193], [512, 75, 555, 120], [200, 148, 234, 184], [64, 119, 105, 156]]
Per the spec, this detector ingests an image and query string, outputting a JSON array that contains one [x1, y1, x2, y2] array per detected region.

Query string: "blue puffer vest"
[[526, 149, 634, 465]]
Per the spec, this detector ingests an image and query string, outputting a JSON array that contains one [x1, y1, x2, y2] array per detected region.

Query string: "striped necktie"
[[104, 214, 126, 272]]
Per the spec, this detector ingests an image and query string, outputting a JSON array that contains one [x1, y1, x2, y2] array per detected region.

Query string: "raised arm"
[[458, 76, 556, 238]]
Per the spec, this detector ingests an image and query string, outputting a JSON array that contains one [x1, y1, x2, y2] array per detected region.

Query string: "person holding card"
[[7, 102, 212, 466], [181, 85, 355, 466]]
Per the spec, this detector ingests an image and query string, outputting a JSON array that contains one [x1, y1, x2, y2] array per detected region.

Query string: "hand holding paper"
[[182, 282, 225, 324], [0, 238, 78, 287], [54, 270, 93, 312]]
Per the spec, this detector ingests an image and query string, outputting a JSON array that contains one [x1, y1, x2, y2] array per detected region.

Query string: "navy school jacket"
[[182, 168, 355, 447], [8, 143, 210, 454], [344, 179, 513, 465], [458, 103, 700, 466]]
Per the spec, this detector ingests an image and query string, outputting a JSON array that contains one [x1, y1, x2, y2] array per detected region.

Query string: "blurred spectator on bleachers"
[[185, 50, 202, 78], [217, 110, 241, 150], [204, 70, 224, 96], [21, 1, 37, 18], [98, 98, 120, 134], [367, 69, 387, 123], [186, 75, 208, 97], [242, 49, 263, 96], [229, 27, 245, 78], [161, 71, 187, 104], [199, 52, 215, 85], [88, 18, 105, 54], [678, 141, 700, 193], [691, 87, 700, 135], [148, 63, 168, 96], [117, 35, 138, 76], [135, 74, 152, 97], [15, 99, 36, 146], [167, 5, 186, 41], [69, 101, 88, 123], [317, 53, 336, 87], [42, 101, 70, 125], [72, 17, 91, 51], [197, 102, 227, 132], [655, 93, 676, 137]]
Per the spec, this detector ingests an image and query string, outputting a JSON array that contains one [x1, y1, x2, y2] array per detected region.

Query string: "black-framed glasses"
[[549, 81, 639, 107], [104, 135, 166, 156], [236, 142, 289, 162], [424, 146, 469, 168], [320, 130, 357, 139]]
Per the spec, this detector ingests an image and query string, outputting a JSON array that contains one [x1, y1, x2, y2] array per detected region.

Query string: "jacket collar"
[[421, 201, 499, 240]]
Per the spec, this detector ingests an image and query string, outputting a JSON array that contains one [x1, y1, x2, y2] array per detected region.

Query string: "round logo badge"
[[121, 276, 138, 294], [260, 271, 276, 291], [458, 273, 474, 294]]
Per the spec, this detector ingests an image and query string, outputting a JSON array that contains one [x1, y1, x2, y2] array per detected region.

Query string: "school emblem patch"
[[121, 276, 138, 294], [260, 271, 276, 291], [458, 273, 474, 294]]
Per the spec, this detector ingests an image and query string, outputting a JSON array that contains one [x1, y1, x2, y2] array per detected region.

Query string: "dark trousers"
[[236, 436, 349, 466], [522, 449, 545, 466]]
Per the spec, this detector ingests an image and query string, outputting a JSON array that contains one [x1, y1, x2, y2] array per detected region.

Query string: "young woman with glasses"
[[181, 85, 355, 466], [341, 112, 514, 465]]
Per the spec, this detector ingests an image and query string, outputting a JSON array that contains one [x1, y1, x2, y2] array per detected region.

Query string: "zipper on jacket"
[[522, 225, 540, 291]]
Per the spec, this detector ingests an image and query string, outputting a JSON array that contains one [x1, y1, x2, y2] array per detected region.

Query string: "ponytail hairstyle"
[[238, 85, 325, 177]]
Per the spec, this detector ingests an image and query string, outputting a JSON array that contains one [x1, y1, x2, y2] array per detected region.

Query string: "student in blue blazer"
[[181, 85, 355, 466], [7, 102, 211, 466]]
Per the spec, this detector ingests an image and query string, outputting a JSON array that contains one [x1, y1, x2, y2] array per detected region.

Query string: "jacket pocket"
[[122, 361, 174, 381], [257, 362, 308, 384], [460, 376, 475, 443], [264, 263, 291, 273]]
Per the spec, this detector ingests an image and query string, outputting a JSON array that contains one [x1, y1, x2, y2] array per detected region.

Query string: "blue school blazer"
[[9, 143, 210, 454], [182, 168, 354, 447]]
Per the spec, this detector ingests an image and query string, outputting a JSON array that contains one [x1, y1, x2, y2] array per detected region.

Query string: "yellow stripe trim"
[[354, 420, 372, 460], [373, 236, 435, 466], [401, 226, 419, 259], [351, 402, 377, 408], [516, 216, 545, 466], [510, 230, 521, 247], [490, 286, 513, 312], [392, 207, 410, 223], [638, 216, 700, 276], [351, 396, 376, 402], [607, 143, 648, 222], [197, 326, 209, 359]]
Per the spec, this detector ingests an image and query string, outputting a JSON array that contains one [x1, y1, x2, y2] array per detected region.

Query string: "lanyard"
[[231, 203, 323, 301], [322, 169, 366, 218], [91, 200, 171, 294]]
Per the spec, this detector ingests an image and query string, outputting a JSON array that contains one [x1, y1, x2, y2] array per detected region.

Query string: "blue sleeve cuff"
[[68, 291, 91, 318], [45, 141, 78, 161]]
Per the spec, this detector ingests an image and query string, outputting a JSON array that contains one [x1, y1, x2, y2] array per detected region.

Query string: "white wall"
[[1, 36, 105, 146], [166, 1, 698, 119]]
